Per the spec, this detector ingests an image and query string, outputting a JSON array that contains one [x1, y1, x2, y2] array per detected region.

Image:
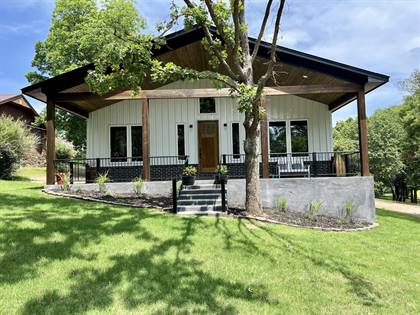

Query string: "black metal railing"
[[222, 151, 360, 178], [54, 155, 189, 183]]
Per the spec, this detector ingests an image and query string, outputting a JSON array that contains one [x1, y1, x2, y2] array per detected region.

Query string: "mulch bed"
[[50, 190, 172, 210], [46, 190, 375, 231], [229, 208, 374, 231]]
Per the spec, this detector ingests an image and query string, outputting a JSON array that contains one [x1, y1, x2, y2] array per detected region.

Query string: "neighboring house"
[[21, 26, 388, 196], [0, 94, 45, 153]]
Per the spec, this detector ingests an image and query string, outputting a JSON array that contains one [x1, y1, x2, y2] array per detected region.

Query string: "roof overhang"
[[22, 26, 389, 116]]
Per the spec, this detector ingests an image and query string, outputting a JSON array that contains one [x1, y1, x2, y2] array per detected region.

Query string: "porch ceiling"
[[22, 27, 388, 118]]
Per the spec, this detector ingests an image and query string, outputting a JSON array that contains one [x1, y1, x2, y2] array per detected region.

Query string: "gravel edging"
[[43, 190, 378, 232]]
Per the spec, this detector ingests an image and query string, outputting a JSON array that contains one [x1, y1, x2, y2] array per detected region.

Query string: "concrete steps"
[[177, 181, 226, 215]]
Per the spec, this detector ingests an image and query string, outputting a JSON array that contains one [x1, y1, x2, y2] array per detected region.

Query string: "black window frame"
[[110, 126, 128, 162], [290, 120, 309, 154], [232, 122, 240, 159], [176, 124, 186, 159], [131, 125, 143, 162], [199, 97, 216, 114], [268, 121, 287, 155]]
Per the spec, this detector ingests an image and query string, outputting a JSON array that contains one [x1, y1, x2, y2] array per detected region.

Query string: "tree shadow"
[[20, 216, 278, 314], [248, 220, 383, 307]]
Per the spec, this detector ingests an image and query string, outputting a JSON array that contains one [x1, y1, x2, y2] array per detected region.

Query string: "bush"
[[56, 137, 76, 160], [0, 115, 36, 179], [0, 147, 19, 179]]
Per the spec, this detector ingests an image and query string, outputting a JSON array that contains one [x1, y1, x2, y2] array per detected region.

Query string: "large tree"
[[27, 0, 146, 153], [87, 0, 287, 214]]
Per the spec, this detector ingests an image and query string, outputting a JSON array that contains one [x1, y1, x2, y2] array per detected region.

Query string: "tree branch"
[[183, 0, 240, 81], [251, 0, 274, 63], [256, 0, 286, 94]]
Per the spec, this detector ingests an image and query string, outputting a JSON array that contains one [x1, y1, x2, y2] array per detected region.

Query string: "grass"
[[378, 192, 420, 205], [0, 179, 419, 314], [15, 167, 46, 183]]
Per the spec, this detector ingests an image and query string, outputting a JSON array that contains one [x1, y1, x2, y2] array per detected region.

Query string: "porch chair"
[[277, 155, 311, 178]]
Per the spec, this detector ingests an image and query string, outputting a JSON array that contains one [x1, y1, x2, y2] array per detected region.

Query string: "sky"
[[0, 0, 419, 124]]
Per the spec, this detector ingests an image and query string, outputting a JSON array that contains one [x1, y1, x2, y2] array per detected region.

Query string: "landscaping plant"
[[61, 173, 71, 192], [216, 165, 228, 175], [133, 177, 143, 196], [96, 171, 109, 193], [306, 200, 323, 220], [343, 200, 356, 223], [0, 115, 36, 179], [183, 166, 197, 176], [276, 197, 287, 212]]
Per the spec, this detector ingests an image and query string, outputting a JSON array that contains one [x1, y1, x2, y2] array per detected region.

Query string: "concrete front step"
[[178, 194, 221, 200], [180, 189, 221, 195], [178, 199, 222, 206], [177, 205, 223, 212], [177, 210, 224, 216]]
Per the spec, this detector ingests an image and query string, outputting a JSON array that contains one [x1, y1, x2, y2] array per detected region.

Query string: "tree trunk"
[[244, 122, 262, 214]]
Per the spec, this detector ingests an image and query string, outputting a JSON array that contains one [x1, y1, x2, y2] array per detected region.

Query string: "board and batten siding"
[[87, 99, 142, 158], [86, 80, 332, 162]]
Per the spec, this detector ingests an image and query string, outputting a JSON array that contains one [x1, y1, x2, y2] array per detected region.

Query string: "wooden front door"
[[198, 120, 219, 172]]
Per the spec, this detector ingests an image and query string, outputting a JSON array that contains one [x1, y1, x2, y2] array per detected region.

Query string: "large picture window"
[[177, 124, 185, 157], [131, 126, 142, 161], [232, 122, 240, 158], [290, 120, 308, 153], [199, 97, 216, 113], [110, 126, 127, 161], [269, 121, 287, 154]]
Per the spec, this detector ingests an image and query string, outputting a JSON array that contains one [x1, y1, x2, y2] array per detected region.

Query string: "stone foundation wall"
[[227, 177, 375, 223]]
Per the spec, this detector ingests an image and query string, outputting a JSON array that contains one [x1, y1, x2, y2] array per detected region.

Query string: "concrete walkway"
[[375, 199, 420, 216]]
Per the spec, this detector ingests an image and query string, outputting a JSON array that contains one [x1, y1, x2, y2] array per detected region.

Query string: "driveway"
[[375, 199, 420, 216]]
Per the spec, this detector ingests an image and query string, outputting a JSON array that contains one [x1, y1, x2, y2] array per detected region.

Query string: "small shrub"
[[55, 137, 76, 160], [133, 177, 143, 195], [61, 173, 71, 192], [96, 171, 109, 193], [276, 197, 287, 212], [216, 164, 228, 175], [306, 200, 323, 220], [0, 115, 36, 179], [75, 187, 82, 194], [183, 166, 197, 176], [343, 200, 356, 223]]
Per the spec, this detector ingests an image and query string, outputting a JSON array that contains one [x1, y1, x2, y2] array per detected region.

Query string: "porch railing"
[[222, 151, 360, 178], [54, 155, 189, 183], [54, 151, 360, 184]]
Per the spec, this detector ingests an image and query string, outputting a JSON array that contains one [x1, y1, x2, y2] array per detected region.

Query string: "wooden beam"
[[357, 90, 369, 176], [142, 98, 150, 181], [55, 102, 89, 118], [46, 97, 56, 185], [260, 98, 269, 178], [103, 84, 362, 100]]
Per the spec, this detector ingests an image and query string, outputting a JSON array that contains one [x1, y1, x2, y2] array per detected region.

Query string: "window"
[[131, 126, 142, 161], [110, 126, 127, 161], [269, 121, 287, 154], [232, 123, 240, 158], [290, 120, 308, 153], [199, 97, 216, 113], [177, 124, 185, 157]]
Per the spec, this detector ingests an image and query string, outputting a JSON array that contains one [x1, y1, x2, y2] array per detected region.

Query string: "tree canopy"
[[333, 69, 420, 201], [27, 0, 146, 153]]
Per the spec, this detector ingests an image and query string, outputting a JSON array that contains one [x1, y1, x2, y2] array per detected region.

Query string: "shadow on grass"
[[248, 220, 383, 307], [0, 191, 278, 314]]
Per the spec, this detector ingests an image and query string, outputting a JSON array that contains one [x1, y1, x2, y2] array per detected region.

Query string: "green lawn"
[[0, 179, 419, 314], [15, 167, 46, 183]]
